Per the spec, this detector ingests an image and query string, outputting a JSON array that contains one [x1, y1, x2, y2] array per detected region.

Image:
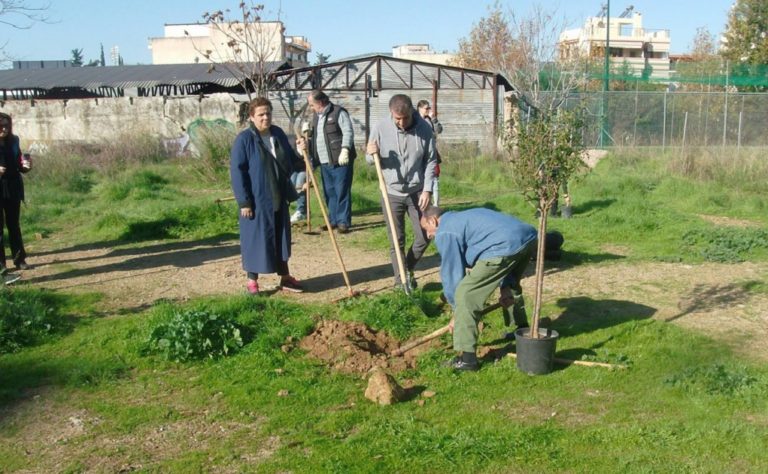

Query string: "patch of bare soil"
[[298, 319, 418, 375], [17, 214, 768, 363], [697, 214, 760, 228]]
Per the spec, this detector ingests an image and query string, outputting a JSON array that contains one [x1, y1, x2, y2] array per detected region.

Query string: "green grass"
[[1, 292, 767, 472], [2, 143, 768, 471]]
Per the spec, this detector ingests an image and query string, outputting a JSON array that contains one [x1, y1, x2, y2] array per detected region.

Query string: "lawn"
[[1, 139, 767, 472]]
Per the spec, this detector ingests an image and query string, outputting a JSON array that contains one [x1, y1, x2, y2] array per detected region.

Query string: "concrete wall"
[[1, 89, 501, 152], [0, 94, 242, 148]]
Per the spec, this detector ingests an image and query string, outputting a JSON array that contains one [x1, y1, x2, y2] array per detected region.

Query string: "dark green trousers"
[[453, 244, 533, 353]]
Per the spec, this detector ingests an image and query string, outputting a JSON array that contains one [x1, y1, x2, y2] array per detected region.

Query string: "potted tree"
[[502, 108, 587, 374]]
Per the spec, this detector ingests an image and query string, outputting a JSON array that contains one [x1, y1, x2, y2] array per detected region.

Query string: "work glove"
[[338, 148, 350, 166]]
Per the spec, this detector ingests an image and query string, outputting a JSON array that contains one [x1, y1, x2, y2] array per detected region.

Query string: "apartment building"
[[148, 22, 311, 67], [558, 7, 670, 80], [392, 44, 454, 66]]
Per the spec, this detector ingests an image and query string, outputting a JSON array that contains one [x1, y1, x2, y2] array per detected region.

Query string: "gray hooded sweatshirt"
[[365, 111, 437, 197]]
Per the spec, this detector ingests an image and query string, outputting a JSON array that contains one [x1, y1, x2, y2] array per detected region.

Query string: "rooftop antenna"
[[619, 5, 635, 18], [596, 4, 607, 17]]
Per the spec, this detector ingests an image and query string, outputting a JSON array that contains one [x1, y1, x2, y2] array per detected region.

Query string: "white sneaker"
[[4, 273, 21, 285], [290, 211, 305, 224]]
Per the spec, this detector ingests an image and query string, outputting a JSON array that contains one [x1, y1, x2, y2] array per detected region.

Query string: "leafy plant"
[[0, 289, 64, 353], [682, 228, 768, 263], [144, 309, 244, 362], [502, 110, 587, 337], [665, 364, 759, 396]]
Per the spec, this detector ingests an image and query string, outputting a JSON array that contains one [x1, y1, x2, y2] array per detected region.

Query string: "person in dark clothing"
[[0, 112, 31, 277], [420, 206, 536, 371], [306, 89, 356, 233], [416, 100, 443, 206], [230, 98, 306, 295]]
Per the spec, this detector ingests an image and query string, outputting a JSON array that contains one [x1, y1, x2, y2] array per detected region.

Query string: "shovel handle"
[[390, 302, 505, 357]]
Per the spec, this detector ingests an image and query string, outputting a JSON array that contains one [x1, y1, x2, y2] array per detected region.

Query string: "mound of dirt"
[[299, 320, 420, 375]]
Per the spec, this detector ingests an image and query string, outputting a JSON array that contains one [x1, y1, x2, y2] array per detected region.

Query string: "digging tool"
[[299, 132, 359, 299], [215, 196, 236, 203], [390, 302, 504, 357], [371, 151, 411, 295], [506, 353, 626, 370]]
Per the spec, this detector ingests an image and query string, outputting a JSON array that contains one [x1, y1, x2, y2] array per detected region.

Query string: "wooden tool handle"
[[390, 302, 505, 357]]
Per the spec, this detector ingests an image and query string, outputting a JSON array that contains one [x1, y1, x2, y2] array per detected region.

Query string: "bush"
[[0, 289, 63, 353], [682, 227, 768, 263], [188, 119, 237, 184], [144, 309, 244, 362]]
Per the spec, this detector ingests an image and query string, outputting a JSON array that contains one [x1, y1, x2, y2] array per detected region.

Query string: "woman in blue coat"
[[230, 98, 305, 294]]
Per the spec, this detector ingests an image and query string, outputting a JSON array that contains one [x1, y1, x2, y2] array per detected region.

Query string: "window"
[[619, 23, 633, 37]]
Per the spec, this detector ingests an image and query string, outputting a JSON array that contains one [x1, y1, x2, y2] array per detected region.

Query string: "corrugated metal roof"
[[0, 62, 289, 91]]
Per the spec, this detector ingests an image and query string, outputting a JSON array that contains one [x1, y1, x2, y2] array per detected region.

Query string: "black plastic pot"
[[514, 327, 559, 375]]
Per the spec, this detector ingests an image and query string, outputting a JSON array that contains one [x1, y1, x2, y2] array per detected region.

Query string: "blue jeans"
[[290, 171, 307, 215], [320, 161, 354, 227]]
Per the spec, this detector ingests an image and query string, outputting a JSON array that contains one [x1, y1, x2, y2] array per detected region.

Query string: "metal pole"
[[723, 60, 729, 149], [681, 111, 688, 157], [662, 91, 667, 151], [632, 79, 639, 145], [737, 110, 743, 152], [601, 0, 611, 148], [364, 74, 371, 144]]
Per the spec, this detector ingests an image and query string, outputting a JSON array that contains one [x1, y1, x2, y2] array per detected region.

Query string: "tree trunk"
[[530, 199, 549, 339]]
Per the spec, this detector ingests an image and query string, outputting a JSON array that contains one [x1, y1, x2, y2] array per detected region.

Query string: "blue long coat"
[[230, 125, 303, 274]]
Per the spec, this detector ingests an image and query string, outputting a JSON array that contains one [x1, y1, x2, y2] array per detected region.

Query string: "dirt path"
[[18, 221, 768, 359]]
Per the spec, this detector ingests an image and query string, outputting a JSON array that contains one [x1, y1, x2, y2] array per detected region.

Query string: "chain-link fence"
[[560, 91, 768, 149]]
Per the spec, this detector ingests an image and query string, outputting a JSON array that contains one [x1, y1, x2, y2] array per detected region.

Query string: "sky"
[[3, 0, 735, 66]]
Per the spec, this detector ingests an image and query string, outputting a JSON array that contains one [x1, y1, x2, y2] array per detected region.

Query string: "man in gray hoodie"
[[366, 94, 438, 289]]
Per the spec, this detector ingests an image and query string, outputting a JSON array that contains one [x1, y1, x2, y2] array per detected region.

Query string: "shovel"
[[299, 132, 361, 299], [371, 151, 411, 294], [390, 302, 504, 357]]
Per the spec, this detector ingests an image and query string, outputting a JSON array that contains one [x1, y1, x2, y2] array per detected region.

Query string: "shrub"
[[682, 227, 768, 263], [0, 289, 63, 353], [144, 309, 244, 362], [664, 364, 758, 396], [188, 119, 237, 184]]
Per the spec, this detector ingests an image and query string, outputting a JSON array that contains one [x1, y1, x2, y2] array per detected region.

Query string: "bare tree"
[[690, 26, 717, 60], [0, 0, 49, 29], [453, 3, 587, 113], [188, 1, 283, 100], [0, 0, 51, 64]]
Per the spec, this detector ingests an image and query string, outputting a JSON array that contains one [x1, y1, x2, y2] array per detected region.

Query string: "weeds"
[[143, 309, 243, 362], [682, 227, 768, 263], [665, 364, 759, 397], [188, 119, 237, 183], [0, 288, 67, 353]]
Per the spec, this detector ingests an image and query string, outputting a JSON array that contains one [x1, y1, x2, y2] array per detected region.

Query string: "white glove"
[[338, 148, 350, 166]]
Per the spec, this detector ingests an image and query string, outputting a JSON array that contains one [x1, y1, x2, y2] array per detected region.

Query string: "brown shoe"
[[338, 224, 349, 234], [280, 275, 304, 293]]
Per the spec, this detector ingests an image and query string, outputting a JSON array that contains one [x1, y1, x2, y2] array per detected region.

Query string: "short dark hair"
[[416, 100, 430, 110], [422, 205, 444, 219], [389, 94, 413, 115], [309, 89, 330, 105], [0, 112, 12, 135], [248, 97, 272, 116]]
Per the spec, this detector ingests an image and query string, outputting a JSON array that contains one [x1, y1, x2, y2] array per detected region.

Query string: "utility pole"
[[600, 0, 611, 148]]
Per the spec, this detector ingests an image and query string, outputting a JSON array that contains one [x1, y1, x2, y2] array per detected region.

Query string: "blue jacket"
[[434, 208, 537, 307], [230, 124, 303, 274]]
